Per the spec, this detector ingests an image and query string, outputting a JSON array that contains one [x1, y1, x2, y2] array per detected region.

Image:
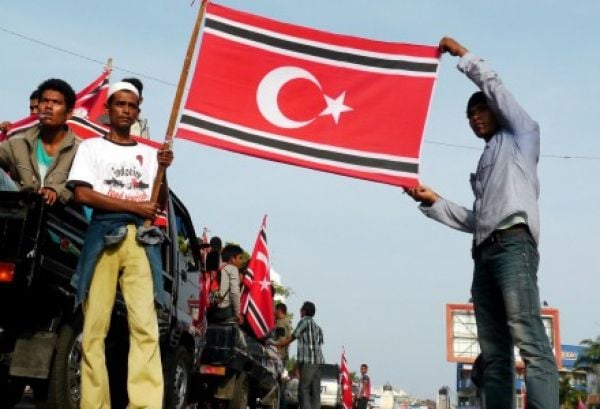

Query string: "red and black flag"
[[177, 3, 440, 187], [340, 349, 354, 409], [241, 215, 274, 339]]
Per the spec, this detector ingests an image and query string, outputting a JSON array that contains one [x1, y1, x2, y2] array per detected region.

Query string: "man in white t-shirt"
[[67, 81, 173, 409]]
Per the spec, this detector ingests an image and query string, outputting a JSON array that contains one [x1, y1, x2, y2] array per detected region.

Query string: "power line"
[[2, 24, 600, 162], [0, 25, 176, 86], [424, 139, 600, 161]]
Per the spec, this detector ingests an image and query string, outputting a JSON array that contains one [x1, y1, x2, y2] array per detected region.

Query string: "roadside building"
[[447, 303, 561, 409]]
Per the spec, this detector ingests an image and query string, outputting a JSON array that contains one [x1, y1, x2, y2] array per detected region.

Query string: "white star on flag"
[[320, 92, 352, 124], [259, 277, 271, 291]]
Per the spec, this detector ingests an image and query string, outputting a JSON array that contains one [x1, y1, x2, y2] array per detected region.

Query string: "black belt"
[[473, 223, 530, 254]]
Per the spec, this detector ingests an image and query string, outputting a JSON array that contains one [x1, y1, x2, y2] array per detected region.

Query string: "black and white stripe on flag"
[[177, 3, 440, 188], [241, 215, 274, 339]]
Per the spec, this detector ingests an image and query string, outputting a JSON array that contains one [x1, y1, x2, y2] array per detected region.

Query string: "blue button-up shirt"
[[421, 53, 540, 246]]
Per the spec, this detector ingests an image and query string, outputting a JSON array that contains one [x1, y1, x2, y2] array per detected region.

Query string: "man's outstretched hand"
[[404, 185, 440, 206], [439, 37, 468, 57]]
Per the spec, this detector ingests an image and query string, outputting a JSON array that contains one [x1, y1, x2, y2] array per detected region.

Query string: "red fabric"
[[241, 215, 274, 339], [340, 350, 353, 409], [177, 3, 440, 187]]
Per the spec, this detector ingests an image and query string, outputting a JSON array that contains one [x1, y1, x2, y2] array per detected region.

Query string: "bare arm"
[[276, 335, 294, 348], [73, 185, 158, 220], [156, 145, 173, 208]]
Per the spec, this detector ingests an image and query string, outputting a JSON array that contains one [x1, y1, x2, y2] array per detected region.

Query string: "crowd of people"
[[1, 77, 171, 408], [0, 35, 561, 409]]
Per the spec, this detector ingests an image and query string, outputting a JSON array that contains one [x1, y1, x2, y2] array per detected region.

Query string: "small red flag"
[[340, 349, 354, 409], [177, 3, 440, 187], [241, 215, 274, 339]]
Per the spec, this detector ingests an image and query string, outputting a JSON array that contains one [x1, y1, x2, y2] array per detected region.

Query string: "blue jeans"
[[0, 169, 18, 191], [472, 229, 558, 409]]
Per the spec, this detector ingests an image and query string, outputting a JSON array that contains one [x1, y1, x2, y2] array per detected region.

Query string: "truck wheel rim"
[[68, 333, 83, 403], [173, 361, 188, 408]]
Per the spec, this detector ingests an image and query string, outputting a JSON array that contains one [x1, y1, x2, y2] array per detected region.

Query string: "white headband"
[[108, 81, 140, 99]]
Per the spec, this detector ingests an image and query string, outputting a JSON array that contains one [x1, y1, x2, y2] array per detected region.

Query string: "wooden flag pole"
[[146, 0, 208, 223]]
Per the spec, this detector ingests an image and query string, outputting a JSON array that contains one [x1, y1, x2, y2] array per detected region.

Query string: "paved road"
[[14, 391, 34, 409]]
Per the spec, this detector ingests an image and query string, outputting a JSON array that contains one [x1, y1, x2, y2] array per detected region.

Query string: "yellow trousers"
[[81, 225, 163, 409]]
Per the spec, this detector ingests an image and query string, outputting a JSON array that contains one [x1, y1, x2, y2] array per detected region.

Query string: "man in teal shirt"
[[0, 79, 80, 205]]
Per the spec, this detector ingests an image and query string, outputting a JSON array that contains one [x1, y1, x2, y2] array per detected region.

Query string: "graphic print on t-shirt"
[[103, 154, 152, 202]]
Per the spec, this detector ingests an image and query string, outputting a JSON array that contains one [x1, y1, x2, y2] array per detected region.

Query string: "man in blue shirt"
[[406, 37, 558, 409]]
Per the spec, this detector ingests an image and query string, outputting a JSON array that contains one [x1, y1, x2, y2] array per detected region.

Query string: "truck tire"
[[0, 365, 25, 408], [34, 317, 83, 409], [164, 346, 193, 409], [228, 373, 249, 409]]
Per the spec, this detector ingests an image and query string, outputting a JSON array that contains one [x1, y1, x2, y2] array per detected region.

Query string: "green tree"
[[559, 376, 586, 408], [273, 282, 293, 299], [576, 336, 600, 368], [574, 336, 600, 409]]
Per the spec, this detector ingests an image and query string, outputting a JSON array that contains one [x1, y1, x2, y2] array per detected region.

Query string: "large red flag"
[[177, 3, 440, 188], [241, 215, 274, 339], [340, 349, 354, 409]]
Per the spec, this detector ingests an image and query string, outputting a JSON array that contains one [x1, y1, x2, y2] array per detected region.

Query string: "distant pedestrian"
[[356, 364, 371, 409], [278, 301, 324, 409], [406, 37, 558, 409]]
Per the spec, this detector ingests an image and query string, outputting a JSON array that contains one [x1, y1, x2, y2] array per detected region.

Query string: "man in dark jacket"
[[0, 79, 79, 204]]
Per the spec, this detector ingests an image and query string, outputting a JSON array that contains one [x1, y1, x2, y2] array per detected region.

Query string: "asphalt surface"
[[14, 391, 34, 408]]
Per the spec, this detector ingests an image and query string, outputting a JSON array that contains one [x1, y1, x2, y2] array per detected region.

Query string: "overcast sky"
[[2, 0, 600, 400]]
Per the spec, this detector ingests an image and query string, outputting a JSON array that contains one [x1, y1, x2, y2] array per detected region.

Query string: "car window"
[[319, 364, 339, 379], [174, 212, 199, 272]]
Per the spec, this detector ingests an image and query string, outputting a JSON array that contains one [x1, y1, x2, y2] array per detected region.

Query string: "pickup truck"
[[285, 363, 341, 409], [196, 322, 283, 409], [0, 190, 204, 409]]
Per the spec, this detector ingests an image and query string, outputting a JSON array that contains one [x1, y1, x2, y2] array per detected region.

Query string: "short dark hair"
[[122, 77, 144, 97], [210, 236, 223, 251], [276, 303, 287, 314], [30, 89, 40, 100], [221, 244, 243, 263], [466, 91, 487, 117], [361, 363, 368, 369], [301, 301, 316, 317], [37, 79, 76, 111], [205, 250, 220, 271]]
